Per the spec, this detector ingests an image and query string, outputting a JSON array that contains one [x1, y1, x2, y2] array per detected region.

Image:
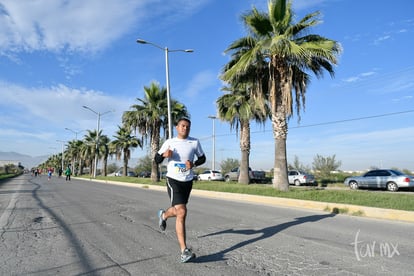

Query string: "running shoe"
[[157, 209, 166, 231], [180, 248, 196, 263]]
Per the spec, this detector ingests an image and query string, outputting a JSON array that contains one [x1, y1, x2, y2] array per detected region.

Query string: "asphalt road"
[[1, 174, 414, 276]]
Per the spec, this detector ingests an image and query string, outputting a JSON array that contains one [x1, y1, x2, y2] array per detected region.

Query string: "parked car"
[[288, 170, 315, 186], [138, 171, 151, 178], [343, 169, 414, 192], [114, 170, 136, 177], [224, 167, 266, 183], [198, 170, 224, 181]]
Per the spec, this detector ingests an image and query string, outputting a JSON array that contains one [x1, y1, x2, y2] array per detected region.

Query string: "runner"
[[154, 117, 206, 263]]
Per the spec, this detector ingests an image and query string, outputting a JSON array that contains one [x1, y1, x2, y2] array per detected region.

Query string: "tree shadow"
[[30, 181, 96, 273], [194, 213, 336, 263]]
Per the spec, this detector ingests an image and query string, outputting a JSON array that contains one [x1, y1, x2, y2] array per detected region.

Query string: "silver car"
[[114, 170, 136, 177], [344, 169, 414, 192], [288, 170, 315, 186]]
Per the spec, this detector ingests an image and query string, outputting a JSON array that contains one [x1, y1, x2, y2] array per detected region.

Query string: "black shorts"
[[166, 177, 193, 206]]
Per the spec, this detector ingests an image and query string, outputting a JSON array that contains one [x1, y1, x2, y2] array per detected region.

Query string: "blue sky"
[[0, 0, 413, 172]]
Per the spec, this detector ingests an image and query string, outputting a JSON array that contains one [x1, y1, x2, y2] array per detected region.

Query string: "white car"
[[198, 170, 224, 181]]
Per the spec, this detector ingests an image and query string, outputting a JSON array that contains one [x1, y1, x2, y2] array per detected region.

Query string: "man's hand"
[[163, 148, 173, 158], [185, 160, 193, 170]]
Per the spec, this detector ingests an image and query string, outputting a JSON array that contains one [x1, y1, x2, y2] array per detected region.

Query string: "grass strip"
[[85, 176, 414, 212]]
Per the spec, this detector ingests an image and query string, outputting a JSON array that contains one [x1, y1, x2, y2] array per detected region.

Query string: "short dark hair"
[[176, 117, 191, 125]]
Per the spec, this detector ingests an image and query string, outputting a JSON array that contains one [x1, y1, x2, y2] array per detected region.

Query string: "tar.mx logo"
[[351, 229, 400, 261]]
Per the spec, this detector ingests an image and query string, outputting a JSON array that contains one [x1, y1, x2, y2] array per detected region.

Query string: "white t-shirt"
[[158, 136, 205, 182]]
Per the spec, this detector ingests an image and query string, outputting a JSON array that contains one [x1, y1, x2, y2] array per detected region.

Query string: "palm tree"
[[122, 81, 189, 182], [98, 135, 111, 176], [220, 31, 269, 184], [43, 154, 61, 173], [222, 0, 341, 191], [111, 125, 142, 176], [83, 130, 100, 176], [66, 140, 84, 176], [217, 85, 269, 184], [79, 141, 91, 176]]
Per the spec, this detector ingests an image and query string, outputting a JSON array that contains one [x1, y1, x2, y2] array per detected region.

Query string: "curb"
[[81, 178, 414, 224], [191, 190, 414, 223]]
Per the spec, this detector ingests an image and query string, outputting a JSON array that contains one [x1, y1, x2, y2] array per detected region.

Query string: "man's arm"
[[154, 153, 164, 164], [194, 154, 206, 167]]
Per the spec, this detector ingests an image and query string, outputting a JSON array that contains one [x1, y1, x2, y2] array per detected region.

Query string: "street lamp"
[[56, 140, 66, 172], [65, 128, 85, 174], [136, 38, 193, 139], [82, 106, 113, 178], [65, 128, 84, 140], [208, 115, 217, 170]]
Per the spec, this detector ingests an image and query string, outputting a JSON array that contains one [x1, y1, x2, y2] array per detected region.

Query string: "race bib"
[[174, 163, 189, 176]]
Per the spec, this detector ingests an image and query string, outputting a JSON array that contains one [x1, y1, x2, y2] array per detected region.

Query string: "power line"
[[289, 109, 414, 129], [203, 110, 414, 139]]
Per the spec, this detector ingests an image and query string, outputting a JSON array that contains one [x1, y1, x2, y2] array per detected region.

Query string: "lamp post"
[[48, 146, 57, 168], [208, 115, 217, 171], [56, 140, 66, 172], [65, 128, 84, 174], [82, 106, 113, 178], [136, 38, 193, 139], [65, 128, 84, 140]]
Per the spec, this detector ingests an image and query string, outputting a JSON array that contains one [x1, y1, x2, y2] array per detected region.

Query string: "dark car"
[[138, 171, 151, 178], [224, 167, 266, 183]]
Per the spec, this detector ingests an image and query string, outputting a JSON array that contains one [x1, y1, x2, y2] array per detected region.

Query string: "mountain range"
[[0, 151, 49, 169]]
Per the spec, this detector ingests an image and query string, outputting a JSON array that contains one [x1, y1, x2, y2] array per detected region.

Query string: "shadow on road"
[[29, 177, 96, 274], [195, 213, 336, 263]]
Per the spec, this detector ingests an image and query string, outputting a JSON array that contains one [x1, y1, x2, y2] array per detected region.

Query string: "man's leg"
[[164, 204, 187, 252], [174, 204, 187, 252]]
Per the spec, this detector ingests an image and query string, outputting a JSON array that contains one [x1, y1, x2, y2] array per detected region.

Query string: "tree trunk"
[[79, 158, 84, 175], [273, 137, 289, 191], [271, 109, 289, 191], [103, 156, 108, 176], [89, 162, 93, 177], [150, 125, 161, 182], [271, 99, 290, 191], [269, 58, 290, 191], [239, 120, 250, 184], [123, 149, 129, 176], [272, 98, 289, 192]]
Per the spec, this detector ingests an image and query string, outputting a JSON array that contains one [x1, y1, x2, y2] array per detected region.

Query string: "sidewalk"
[[82, 178, 414, 224]]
